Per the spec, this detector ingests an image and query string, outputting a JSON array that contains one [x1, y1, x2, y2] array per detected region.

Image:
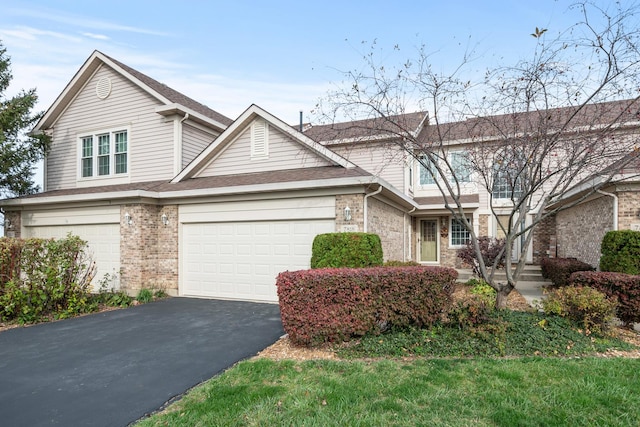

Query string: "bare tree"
[[315, 1, 640, 308]]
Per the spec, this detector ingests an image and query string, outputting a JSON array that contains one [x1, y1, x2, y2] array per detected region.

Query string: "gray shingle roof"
[[102, 52, 233, 127]]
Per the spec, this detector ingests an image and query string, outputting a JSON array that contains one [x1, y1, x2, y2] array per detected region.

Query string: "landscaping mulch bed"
[[256, 285, 640, 361]]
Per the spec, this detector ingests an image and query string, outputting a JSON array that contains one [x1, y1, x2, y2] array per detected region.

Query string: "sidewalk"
[[515, 280, 547, 308]]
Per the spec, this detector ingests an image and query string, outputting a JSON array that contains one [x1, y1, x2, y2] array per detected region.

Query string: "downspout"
[[405, 207, 416, 260], [363, 185, 383, 233], [597, 189, 618, 230]]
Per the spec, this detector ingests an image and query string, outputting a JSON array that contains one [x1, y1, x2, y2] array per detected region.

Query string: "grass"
[[138, 357, 640, 426], [137, 309, 640, 426]]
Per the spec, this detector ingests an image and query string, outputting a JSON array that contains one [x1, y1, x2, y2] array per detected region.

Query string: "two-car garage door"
[[180, 197, 336, 302]]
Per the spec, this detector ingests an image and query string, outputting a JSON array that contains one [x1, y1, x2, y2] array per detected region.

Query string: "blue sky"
[[0, 0, 598, 124]]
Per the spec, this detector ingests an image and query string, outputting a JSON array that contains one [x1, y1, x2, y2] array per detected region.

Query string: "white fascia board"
[[160, 176, 377, 200], [172, 104, 356, 183], [155, 104, 228, 132], [0, 190, 161, 207], [33, 51, 103, 132]]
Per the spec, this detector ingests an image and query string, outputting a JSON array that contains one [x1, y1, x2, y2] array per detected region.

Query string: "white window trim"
[[449, 217, 472, 248], [77, 126, 130, 181]]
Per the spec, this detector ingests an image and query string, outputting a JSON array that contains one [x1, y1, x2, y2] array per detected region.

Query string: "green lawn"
[[138, 357, 640, 426], [137, 308, 640, 426]]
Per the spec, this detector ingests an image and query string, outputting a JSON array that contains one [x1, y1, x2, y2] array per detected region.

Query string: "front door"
[[420, 219, 438, 263]]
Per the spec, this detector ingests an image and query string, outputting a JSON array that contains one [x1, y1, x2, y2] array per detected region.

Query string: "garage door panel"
[[182, 219, 334, 301]]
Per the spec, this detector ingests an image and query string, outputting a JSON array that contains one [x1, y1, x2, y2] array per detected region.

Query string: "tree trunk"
[[495, 282, 515, 309]]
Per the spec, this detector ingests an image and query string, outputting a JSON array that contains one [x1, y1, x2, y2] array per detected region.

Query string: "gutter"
[[597, 189, 618, 230]]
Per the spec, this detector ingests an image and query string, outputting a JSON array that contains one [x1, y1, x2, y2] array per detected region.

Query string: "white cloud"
[[6, 8, 169, 37], [82, 32, 110, 41]]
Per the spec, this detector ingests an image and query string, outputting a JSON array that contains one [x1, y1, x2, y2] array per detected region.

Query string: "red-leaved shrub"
[[276, 266, 457, 346], [540, 257, 594, 287], [570, 271, 640, 326]]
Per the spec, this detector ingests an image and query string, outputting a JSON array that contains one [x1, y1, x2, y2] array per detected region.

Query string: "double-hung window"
[[492, 150, 524, 200], [449, 151, 471, 183], [80, 129, 128, 178], [419, 155, 436, 185]]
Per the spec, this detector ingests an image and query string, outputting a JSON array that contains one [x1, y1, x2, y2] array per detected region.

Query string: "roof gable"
[[173, 105, 356, 182], [33, 51, 232, 133]]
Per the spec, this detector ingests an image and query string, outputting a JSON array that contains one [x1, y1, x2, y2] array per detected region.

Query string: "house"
[[1, 51, 637, 301]]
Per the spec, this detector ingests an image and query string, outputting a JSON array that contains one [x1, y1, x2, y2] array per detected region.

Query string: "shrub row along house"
[[1, 51, 639, 301]]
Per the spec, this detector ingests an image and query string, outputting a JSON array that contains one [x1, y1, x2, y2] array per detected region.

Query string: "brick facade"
[[618, 190, 640, 230], [532, 214, 556, 264], [556, 196, 613, 268], [368, 197, 407, 261], [335, 194, 365, 232], [120, 204, 179, 295]]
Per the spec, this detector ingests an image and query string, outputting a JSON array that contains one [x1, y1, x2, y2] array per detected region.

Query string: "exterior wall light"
[[124, 212, 132, 226], [161, 213, 169, 226], [4, 219, 11, 230], [344, 206, 352, 221]]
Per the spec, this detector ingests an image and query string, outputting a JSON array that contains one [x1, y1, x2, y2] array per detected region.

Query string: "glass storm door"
[[420, 220, 438, 262]]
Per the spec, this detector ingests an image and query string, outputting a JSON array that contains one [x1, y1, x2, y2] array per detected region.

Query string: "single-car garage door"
[[182, 219, 334, 301], [24, 224, 121, 291]]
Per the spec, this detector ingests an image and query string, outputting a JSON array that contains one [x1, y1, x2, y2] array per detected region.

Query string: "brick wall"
[[556, 196, 613, 268], [532, 214, 556, 264], [335, 194, 364, 232], [618, 191, 640, 230], [120, 204, 179, 295], [368, 197, 406, 261]]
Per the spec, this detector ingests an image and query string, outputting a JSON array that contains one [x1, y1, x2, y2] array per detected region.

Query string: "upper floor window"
[[449, 151, 471, 183], [419, 155, 436, 185], [492, 150, 524, 200], [80, 129, 128, 178]]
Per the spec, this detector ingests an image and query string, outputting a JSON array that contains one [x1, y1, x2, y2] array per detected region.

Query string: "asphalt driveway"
[[0, 298, 284, 426]]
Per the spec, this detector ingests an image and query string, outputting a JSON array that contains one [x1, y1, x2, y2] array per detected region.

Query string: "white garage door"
[[182, 219, 334, 301], [24, 224, 121, 291]]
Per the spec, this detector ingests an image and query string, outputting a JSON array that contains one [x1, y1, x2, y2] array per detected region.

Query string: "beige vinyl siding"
[[45, 65, 175, 190], [330, 142, 406, 191], [197, 121, 332, 177], [182, 123, 218, 168]]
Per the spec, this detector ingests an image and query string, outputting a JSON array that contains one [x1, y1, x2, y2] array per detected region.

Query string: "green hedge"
[[276, 266, 457, 346], [310, 232, 383, 268], [0, 235, 96, 323], [600, 230, 640, 274]]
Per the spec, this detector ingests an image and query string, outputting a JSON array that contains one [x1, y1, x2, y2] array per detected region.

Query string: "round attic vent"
[[96, 77, 112, 99]]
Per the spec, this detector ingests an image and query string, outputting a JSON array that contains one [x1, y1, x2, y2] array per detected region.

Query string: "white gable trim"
[[33, 51, 228, 134], [172, 104, 356, 183]]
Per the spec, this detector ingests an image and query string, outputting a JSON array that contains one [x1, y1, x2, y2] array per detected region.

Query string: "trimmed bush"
[[540, 257, 594, 287], [570, 271, 640, 326], [456, 236, 506, 276], [277, 266, 457, 346], [310, 232, 383, 268], [0, 235, 96, 323], [541, 285, 617, 334], [383, 260, 421, 267], [600, 230, 640, 274]]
